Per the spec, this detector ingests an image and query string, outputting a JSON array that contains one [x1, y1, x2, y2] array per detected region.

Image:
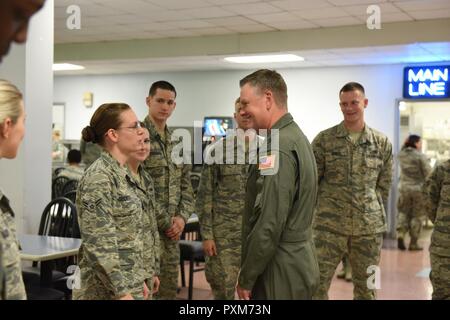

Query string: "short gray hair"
[[240, 69, 287, 108]]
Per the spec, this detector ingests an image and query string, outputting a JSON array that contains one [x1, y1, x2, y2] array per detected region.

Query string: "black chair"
[[52, 167, 64, 180], [179, 221, 205, 300], [61, 179, 78, 196], [52, 176, 70, 199], [24, 282, 65, 300], [63, 190, 77, 205], [37, 197, 78, 238], [22, 198, 80, 299]]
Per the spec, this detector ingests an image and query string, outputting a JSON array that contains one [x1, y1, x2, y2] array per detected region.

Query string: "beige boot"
[[409, 238, 423, 251]]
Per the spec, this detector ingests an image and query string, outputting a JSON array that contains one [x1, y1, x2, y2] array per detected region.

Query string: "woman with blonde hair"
[[0, 79, 27, 299]]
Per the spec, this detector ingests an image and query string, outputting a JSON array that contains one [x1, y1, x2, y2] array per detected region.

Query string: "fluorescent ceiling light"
[[224, 54, 304, 64], [53, 63, 85, 71], [399, 101, 407, 112]]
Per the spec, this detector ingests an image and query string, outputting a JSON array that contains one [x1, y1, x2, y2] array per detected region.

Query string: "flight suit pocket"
[[324, 150, 348, 185], [248, 174, 264, 227]]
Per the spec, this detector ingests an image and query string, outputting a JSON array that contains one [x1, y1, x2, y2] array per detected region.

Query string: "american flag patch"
[[259, 155, 276, 170]]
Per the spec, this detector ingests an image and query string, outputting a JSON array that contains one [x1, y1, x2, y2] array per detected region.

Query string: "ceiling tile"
[[204, 16, 259, 27], [312, 16, 363, 27], [270, 0, 332, 10], [78, 4, 123, 17], [56, 0, 92, 7], [379, 12, 414, 23], [221, 3, 283, 15], [265, 20, 318, 30], [246, 12, 301, 23], [181, 6, 235, 19], [95, 0, 164, 12], [395, 0, 450, 12], [341, 3, 402, 16], [137, 10, 195, 22], [147, 0, 211, 10], [166, 20, 215, 29], [408, 9, 450, 20], [293, 7, 351, 20]]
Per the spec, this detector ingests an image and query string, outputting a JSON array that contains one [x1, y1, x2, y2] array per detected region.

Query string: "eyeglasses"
[[117, 121, 145, 131]]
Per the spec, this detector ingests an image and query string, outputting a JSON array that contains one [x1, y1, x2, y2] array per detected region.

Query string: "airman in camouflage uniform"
[[312, 82, 393, 300], [80, 140, 102, 169], [196, 99, 256, 300], [143, 81, 195, 299], [0, 246, 3, 298], [127, 131, 161, 300], [137, 168, 161, 299], [397, 135, 431, 251], [73, 151, 153, 300], [57, 166, 84, 181], [423, 160, 450, 300], [0, 190, 26, 300]]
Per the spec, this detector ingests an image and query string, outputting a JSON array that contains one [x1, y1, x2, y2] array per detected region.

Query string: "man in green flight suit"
[[236, 69, 319, 300]]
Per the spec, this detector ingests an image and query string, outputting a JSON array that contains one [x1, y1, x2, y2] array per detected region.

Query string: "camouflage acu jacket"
[[0, 190, 26, 300], [142, 117, 195, 235], [312, 122, 393, 236], [74, 152, 152, 299], [424, 160, 450, 257], [196, 135, 251, 243], [398, 147, 431, 191]]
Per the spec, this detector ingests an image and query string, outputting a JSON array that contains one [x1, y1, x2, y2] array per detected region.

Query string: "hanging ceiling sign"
[[403, 65, 450, 99]]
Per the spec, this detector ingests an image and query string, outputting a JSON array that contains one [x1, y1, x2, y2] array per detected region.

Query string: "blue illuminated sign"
[[403, 66, 450, 99]]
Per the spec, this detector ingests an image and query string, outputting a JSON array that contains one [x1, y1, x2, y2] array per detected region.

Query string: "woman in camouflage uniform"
[[73, 103, 152, 300], [397, 135, 431, 250], [0, 80, 27, 300], [127, 128, 161, 299]]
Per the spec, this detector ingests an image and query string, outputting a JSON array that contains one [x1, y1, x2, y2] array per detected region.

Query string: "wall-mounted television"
[[203, 117, 234, 137]]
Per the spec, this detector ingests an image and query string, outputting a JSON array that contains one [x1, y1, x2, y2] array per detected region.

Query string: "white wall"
[[0, 45, 26, 234], [55, 64, 403, 144], [55, 64, 405, 236], [0, 1, 53, 234]]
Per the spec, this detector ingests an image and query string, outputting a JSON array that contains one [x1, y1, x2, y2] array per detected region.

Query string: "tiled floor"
[[177, 228, 433, 300]]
